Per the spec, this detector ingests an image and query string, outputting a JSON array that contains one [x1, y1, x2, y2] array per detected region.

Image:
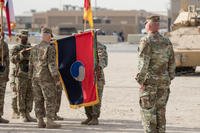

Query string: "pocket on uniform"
[[139, 85, 156, 109], [140, 95, 151, 109], [140, 92, 155, 109]]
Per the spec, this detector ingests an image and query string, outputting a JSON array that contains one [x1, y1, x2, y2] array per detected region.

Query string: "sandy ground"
[[0, 43, 200, 133]]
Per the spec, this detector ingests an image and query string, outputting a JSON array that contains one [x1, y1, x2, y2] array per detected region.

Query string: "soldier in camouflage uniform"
[[135, 16, 176, 133], [29, 27, 61, 128], [11, 30, 36, 122], [0, 32, 9, 123], [81, 41, 108, 125]]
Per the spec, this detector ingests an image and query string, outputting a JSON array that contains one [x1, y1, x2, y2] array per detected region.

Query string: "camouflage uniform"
[[11, 30, 34, 122], [136, 16, 175, 133], [29, 27, 61, 128], [83, 42, 108, 125], [54, 84, 62, 119], [0, 40, 9, 123], [9, 57, 19, 118]]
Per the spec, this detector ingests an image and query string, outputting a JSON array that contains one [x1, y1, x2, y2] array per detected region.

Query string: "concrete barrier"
[[97, 35, 118, 44], [7, 35, 119, 45], [127, 34, 144, 44]]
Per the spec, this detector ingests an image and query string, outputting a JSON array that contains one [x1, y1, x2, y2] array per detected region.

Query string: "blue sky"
[[13, 0, 170, 15]]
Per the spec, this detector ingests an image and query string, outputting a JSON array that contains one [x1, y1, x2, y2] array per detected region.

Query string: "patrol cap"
[[144, 15, 160, 24], [19, 29, 29, 37], [42, 27, 53, 37]]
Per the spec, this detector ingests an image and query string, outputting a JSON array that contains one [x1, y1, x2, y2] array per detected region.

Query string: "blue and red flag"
[[55, 31, 98, 108]]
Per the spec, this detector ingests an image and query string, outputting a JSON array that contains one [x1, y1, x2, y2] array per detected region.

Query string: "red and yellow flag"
[[83, 0, 94, 29]]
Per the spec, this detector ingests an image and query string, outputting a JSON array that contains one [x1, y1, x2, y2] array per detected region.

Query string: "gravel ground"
[[0, 43, 199, 133]]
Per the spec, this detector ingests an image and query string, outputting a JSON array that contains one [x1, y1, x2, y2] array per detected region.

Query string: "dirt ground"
[[0, 44, 199, 133]]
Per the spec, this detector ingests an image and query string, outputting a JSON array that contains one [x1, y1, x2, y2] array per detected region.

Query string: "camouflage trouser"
[[16, 77, 33, 114], [12, 91, 18, 113], [32, 79, 56, 119], [55, 88, 62, 113], [139, 83, 170, 133], [0, 82, 6, 116], [85, 81, 104, 118], [10, 83, 19, 114]]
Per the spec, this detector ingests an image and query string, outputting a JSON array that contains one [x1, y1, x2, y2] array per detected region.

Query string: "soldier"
[[81, 41, 108, 125], [135, 16, 176, 133], [0, 31, 9, 123], [29, 27, 61, 128], [11, 30, 36, 122]]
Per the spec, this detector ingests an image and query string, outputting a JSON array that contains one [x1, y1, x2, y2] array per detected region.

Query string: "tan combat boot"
[[54, 113, 64, 121], [38, 118, 46, 128], [26, 113, 37, 122], [81, 116, 92, 125], [12, 111, 20, 119], [46, 118, 61, 129], [0, 116, 9, 123], [88, 116, 99, 125], [20, 113, 28, 122]]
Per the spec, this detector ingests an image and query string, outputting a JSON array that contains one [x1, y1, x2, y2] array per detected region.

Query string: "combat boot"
[[81, 116, 92, 125], [54, 114, 64, 121], [12, 112, 20, 119], [0, 116, 9, 123], [26, 113, 37, 122], [46, 118, 61, 129], [88, 116, 99, 125], [37, 118, 46, 128], [20, 113, 28, 122]]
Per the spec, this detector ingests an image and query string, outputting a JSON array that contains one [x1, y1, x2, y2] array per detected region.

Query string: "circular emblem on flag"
[[70, 61, 85, 82]]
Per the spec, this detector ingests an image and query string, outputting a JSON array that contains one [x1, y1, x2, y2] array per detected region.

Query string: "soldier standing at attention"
[[81, 41, 108, 125], [135, 16, 176, 133], [10, 34, 21, 119], [11, 30, 36, 122], [0, 31, 9, 123], [29, 27, 61, 128]]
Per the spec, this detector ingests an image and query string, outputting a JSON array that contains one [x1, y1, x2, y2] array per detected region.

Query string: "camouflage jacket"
[[0, 41, 9, 82], [136, 32, 175, 85], [11, 43, 31, 77], [96, 42, 108, 84], [29, 41, 60, 83]]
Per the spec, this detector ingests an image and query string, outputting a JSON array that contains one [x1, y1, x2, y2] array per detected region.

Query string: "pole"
[[0, 1, 4, 66]]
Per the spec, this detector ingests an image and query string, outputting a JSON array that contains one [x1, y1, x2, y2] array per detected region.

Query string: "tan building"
[[32, 8, 167, 38]]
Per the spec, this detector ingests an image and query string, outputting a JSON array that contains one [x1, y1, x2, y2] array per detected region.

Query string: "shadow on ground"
[[0, 119, 200, 133], [176, 72, 200, 77]]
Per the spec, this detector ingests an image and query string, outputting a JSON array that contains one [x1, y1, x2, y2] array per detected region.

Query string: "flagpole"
[[0, 0, 4, 66]]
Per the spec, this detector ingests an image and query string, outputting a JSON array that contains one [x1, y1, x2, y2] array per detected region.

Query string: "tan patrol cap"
[[19, 29, 29, 37], [144, 15, 160, 24], [42, 27, 53, 37]]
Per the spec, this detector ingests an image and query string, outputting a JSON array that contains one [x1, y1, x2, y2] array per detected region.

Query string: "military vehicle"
[[167, 5, 200, 73]]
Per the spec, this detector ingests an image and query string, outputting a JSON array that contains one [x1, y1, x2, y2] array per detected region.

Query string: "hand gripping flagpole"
[[0, 0, 4, 66]]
